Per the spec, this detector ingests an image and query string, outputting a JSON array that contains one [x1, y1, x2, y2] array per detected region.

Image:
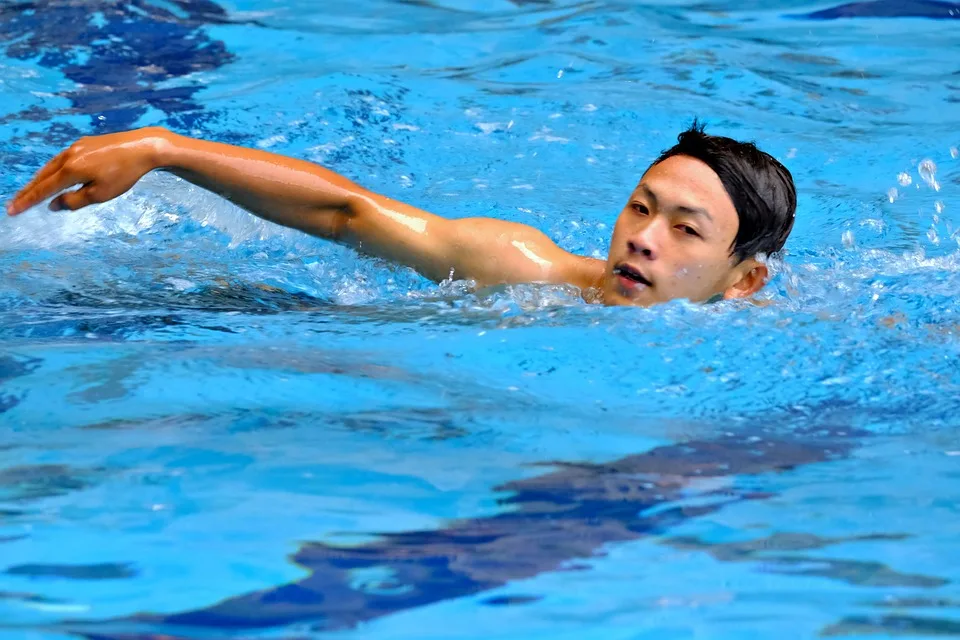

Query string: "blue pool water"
[[1, 1, 959, 638]]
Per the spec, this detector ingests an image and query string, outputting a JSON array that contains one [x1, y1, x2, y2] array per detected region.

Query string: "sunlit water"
[[1, 1, 959, 638]]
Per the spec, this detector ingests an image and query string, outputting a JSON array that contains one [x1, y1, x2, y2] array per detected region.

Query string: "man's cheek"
[[673, 264, 705, 282]]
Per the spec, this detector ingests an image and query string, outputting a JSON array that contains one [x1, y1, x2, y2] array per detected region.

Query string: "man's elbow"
[[325, 193, 369, 243]]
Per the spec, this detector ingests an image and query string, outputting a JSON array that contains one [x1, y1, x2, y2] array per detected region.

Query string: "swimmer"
[[6, 121, 796, 307]]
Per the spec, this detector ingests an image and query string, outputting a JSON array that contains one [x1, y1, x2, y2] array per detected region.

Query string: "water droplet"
[[951, 147, 959, 159], [935, 200, 945, 214], [897, 172, 912, 187], [557, 69, 564, 79], [918, 159, 940, 191], [842, 230, 855, 249], [927, 226, 940, 245], [887, 187, 898, 203]]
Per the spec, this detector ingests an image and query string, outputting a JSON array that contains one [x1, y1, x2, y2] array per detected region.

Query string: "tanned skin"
[[7, 127, 768, 306]]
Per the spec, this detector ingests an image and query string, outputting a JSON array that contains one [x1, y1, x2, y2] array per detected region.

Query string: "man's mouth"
[[613, 263, 653, 288]]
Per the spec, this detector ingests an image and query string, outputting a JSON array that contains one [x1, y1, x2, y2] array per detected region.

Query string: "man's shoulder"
[[557, 253, 605, 292]]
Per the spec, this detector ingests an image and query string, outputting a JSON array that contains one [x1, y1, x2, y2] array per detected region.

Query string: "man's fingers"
[[8, 169, 83, 216], [7, 152, 68, 213], [49, 184, 98, 212], [27, 151, 68, 190]]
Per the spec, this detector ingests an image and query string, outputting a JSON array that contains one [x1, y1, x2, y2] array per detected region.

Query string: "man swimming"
[[6, 121, 796, 307]]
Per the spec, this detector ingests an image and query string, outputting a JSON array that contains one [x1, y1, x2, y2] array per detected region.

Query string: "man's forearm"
[[153, 128, 361, 240]]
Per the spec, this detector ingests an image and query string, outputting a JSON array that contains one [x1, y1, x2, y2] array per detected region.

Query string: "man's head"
[[602, 122, 796, 307]]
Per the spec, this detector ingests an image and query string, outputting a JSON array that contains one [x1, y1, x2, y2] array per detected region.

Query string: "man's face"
[[602, 155, 764, 307]]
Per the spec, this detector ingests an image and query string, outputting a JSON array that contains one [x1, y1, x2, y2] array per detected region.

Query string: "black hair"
[[653, 120, 796, 261]]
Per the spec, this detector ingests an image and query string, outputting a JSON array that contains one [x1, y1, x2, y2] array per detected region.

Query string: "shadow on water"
[[0, 0, 955, 142], [507, 0, 960, 19], [509, 0, 960, 19], [0, 353, 41, 413], [0, 0, 247, 132], [49, 423, 948, 639], [3, 0, 955, 141], [0, 463, 111, 503], [662, 533, 948, 588], [0, 280, 334, 341], [796, 0, 960, 19]]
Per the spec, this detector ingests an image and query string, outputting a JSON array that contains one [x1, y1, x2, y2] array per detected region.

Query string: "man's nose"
[[627, 218, 664, 260]]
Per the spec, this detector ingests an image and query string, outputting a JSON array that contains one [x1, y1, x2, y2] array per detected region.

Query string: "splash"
[[918, 158, 940, 191]]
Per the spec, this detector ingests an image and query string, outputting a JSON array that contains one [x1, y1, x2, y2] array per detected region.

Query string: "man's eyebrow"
[[636, 183, 715, 223]]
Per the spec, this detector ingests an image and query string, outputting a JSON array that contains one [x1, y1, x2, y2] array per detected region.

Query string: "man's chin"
[[601, 286, 657, 308]]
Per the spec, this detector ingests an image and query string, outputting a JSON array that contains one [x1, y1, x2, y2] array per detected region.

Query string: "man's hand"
[[7, 128, 169, 216]]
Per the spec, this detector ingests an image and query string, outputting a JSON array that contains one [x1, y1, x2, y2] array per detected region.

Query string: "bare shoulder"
[[561, 253, 606, 295], [342, 195, 605, 294], [450, 217, 605, 292]]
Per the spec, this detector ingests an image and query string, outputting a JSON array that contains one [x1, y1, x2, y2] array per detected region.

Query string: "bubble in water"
[[951, 147, 959, 159], [897, 172, 912, 187], [927, 226, 940, 245], [918, 159, 940, 191], [887, 187, 898, 203], [935, 200, 945, 214], [841, 229, 855, 249]]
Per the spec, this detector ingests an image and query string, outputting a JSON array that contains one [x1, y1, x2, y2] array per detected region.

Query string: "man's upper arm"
[[341, 192, 578, 287], [442, 217, 575, 287]]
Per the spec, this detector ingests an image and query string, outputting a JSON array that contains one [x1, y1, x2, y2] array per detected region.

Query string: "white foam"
[[0, 172, 302, 251]]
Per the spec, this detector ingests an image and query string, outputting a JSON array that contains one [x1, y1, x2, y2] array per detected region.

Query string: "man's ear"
[[723, 260, 768, 300]]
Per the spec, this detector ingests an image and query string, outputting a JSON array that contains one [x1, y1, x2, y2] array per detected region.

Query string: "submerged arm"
[[7, 128, 593, 288]]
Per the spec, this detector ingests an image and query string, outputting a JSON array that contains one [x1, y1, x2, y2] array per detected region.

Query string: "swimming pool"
[[1, 0, 959, 637]]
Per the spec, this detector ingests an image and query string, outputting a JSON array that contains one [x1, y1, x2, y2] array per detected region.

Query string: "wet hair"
[[652, 120, 796, 261]]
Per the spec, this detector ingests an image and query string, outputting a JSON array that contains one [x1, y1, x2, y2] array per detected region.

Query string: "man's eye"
[[631, 203, 649, 215], [678, 225, 700, 237]]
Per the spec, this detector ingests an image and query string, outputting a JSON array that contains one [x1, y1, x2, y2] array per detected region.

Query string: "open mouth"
[[613, 263, 653, 287]]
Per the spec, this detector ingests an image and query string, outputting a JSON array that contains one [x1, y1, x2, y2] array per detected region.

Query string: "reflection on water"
[[0, 0, 239, 131], [63, 425, 859, 636]]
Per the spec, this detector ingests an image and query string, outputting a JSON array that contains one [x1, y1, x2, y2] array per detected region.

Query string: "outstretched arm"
[[7, 127, 596, 288]]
